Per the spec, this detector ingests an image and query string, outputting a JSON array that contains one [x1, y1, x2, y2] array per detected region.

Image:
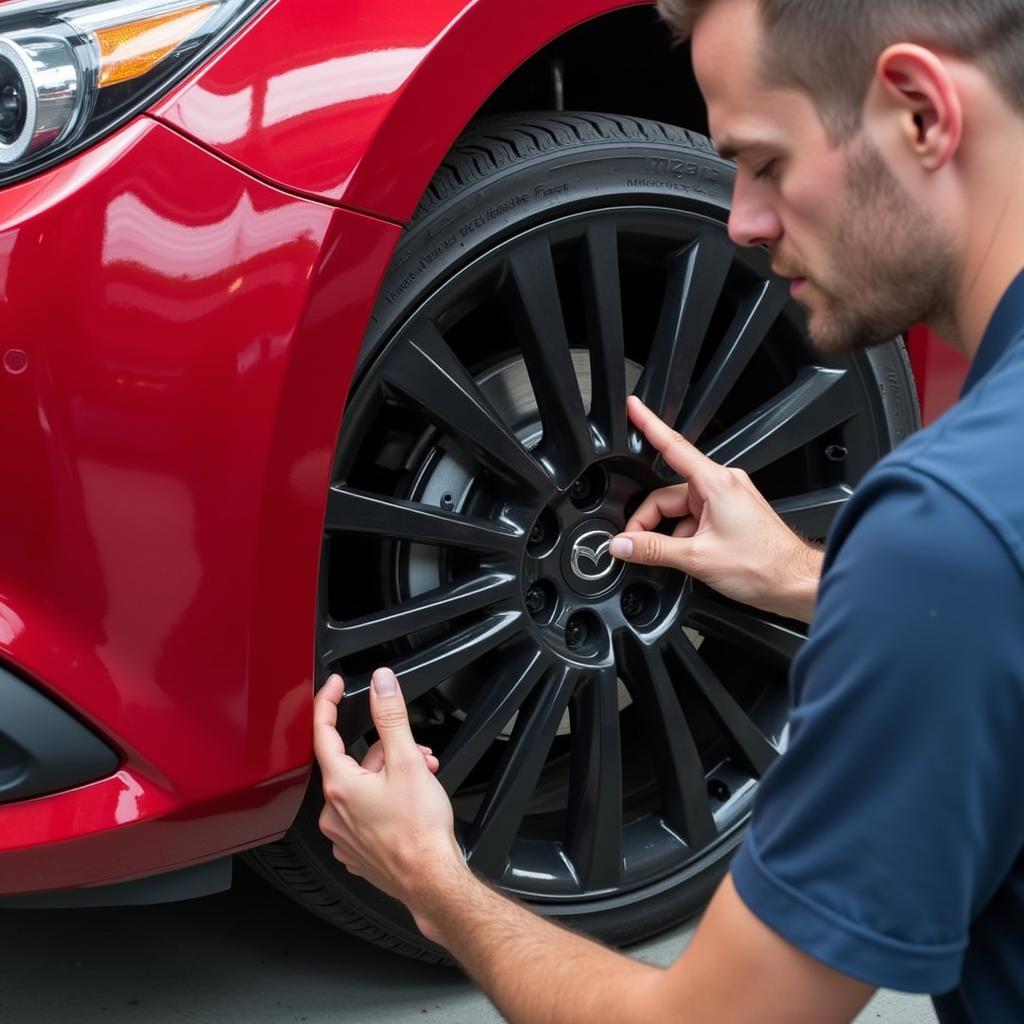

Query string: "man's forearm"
[[412, 864, 664, 1024], [765, 540, 824, 623]]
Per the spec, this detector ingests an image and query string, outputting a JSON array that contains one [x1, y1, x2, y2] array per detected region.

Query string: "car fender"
[[153, 0, 643, 220]]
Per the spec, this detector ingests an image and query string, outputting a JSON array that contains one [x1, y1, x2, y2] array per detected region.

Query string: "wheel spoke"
[[633, 232, 734, 434], [580, 221, 628, 453], [617, 635, 717, 850], [382, 322, 553, 496], [668, 632, 779, 777], [679, 278, 789, 441], [682, 588, 806, 665], [465, 664, 578, 877], [338, 612, 524, 742], [702, 367, 859, 474], [507, 239, 593, 481], [773, 485, 853, 539], [326, 486, 523, 557], [438, 645, 551, 794], [321, 573, 516, 663], [566, 667, 624, 890]]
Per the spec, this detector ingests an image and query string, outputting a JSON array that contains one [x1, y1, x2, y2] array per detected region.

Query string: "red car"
[[0, 0, 965, 960]]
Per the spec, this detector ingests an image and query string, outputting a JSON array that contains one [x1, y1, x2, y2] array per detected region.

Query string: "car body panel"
[[906, 326, 969, 426], [153, 0, 637, 220], [0, 116, 401, 890]]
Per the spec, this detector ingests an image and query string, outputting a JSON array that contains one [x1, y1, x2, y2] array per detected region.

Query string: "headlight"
[[0, 0, 268, 186]]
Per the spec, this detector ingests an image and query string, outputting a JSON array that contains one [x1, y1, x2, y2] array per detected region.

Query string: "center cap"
[[571, 530, 615, 581], [561, 520, 624, 597]]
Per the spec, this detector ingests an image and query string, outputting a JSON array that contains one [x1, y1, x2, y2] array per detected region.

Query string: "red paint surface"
[[154, 0, 632, 219], [906, 326, 969, 426], [0, 119, 400, 891]]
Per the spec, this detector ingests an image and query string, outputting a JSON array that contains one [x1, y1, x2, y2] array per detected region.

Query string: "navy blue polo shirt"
[[731, 270, 1024, 1023]]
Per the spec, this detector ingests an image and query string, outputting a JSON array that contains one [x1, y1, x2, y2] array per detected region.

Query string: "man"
[[314, 0, 1024, 1020]]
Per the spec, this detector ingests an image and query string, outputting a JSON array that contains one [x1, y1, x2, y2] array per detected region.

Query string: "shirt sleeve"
[[730, 464, 1024, 993]]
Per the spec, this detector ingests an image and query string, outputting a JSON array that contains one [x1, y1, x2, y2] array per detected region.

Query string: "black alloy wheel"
[[247, 113, 918, 962]]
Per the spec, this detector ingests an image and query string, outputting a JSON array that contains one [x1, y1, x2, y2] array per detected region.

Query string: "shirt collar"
[[962, 267, 1024, 396]]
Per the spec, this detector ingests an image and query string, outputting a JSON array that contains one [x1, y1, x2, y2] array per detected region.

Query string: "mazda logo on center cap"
[[570, 530, 616, 582]]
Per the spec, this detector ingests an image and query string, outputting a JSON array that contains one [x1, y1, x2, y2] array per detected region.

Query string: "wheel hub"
[[522, 459, 683, 663]]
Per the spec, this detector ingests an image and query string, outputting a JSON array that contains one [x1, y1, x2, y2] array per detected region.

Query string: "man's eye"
[[753, 159, 778, 181]]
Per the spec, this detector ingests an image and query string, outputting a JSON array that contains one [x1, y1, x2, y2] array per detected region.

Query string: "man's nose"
[[727, 182, 782, 249]]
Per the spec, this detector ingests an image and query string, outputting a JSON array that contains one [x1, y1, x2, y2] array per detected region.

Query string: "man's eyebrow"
[[714, 139, 741, 161], [714, 138, 774, 163]]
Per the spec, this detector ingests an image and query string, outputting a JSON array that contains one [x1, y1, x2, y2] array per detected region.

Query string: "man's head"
[[659, 0, 1024, 354], [660, 1, 1024, 141]]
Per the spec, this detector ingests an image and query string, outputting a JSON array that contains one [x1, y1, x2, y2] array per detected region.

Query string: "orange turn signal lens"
[[95, 3, 215, 87]]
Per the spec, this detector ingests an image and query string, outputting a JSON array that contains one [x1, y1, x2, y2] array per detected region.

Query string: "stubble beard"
[[784, 140, 957, 356]]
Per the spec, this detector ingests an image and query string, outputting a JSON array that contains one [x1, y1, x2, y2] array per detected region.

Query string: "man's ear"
[[872, 44, 962, 171]]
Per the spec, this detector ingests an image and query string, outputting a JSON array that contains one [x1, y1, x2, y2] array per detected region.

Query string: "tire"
[[247, 112, 919, 962]]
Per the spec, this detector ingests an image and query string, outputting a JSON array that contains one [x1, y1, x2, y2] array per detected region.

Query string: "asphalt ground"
[[0, 863, 936, 1024]]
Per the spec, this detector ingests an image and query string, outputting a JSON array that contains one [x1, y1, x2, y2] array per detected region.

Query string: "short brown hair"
[[657, 0, 1024, 139]]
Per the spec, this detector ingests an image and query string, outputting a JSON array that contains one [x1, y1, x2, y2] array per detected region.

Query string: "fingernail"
[[372, 668, 398, 696], [610, 536, 633, 559]]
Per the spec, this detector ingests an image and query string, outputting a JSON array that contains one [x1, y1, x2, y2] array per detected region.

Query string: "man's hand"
[[313, 670, 468, 918], [611, 397, 823, 622]]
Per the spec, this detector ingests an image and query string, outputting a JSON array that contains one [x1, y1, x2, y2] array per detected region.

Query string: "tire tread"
[[411, 110, 716, 219], [245, 841, 452, 965]]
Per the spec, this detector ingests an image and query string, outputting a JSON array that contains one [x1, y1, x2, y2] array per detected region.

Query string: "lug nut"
[[529, 509, 560, 552], [621, 587, 644, 620], [570, 477, 591, 501], [565, 616, 588, 649], [569, 467, 608, 509], [525, 585, 546, 615], [707, 779, 731, 802]]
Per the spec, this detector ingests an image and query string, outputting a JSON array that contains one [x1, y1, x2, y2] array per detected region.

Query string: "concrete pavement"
[[0, 865, 937, 1023]]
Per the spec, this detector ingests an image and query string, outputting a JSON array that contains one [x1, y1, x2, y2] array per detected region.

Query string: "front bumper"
[[0, 117, 401, 893]]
